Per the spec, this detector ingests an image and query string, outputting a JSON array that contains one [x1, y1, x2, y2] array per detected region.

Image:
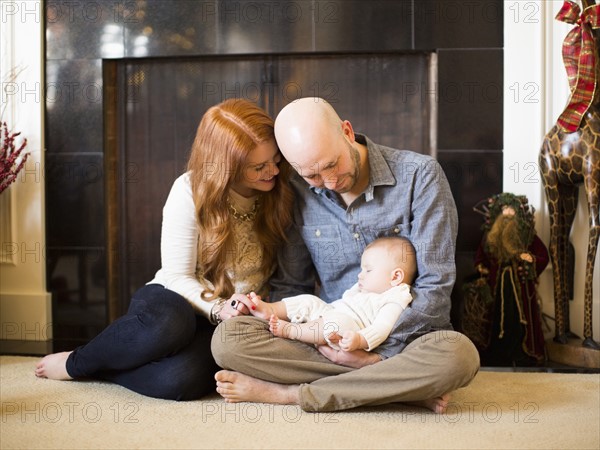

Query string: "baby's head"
[[357, 237, 417, 294]]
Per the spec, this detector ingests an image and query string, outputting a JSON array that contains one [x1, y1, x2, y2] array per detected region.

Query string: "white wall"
[[504, 0, 600, 340], [0, 1, 51, 341]]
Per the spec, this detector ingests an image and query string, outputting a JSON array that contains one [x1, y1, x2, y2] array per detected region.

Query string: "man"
[[212, 97, 479, 413]]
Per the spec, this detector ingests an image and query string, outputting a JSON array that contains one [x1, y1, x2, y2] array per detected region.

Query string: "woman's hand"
[[219, 293, 253, 321], [219, 291, 281, 322]]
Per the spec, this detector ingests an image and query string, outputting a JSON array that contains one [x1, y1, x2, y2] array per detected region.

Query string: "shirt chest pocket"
[[299, 224, 349, 275], [365, 222, 410, 243]]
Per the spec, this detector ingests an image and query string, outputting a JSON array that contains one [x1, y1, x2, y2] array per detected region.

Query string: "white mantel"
[[0, 0, 52, 342]]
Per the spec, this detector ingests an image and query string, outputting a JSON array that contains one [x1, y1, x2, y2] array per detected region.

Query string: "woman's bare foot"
[[406, 393, 451, 414], [215, 370, 299, 405], [35, 352, 73, 380]]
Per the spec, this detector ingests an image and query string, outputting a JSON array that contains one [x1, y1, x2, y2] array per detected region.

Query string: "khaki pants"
[[211, 316, 480, 412]]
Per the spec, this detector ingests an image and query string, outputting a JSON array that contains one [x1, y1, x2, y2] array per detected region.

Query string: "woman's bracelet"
[[210, 298, 227, 325]]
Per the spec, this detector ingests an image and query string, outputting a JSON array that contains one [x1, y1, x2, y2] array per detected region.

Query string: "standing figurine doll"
[[473, 193, 550, 366]]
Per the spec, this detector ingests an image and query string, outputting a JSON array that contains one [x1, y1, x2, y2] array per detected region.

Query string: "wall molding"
[[0, 0, 16, 265], [0, 0, 51, 341], [503, 0, 599, 339], [0, 190, 15, 265]]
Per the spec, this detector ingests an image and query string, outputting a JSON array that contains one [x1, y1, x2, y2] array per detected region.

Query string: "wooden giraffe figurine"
[[539, 0, 600, 350]]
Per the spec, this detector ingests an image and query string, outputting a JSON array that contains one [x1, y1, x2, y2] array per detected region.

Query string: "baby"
[[249, 236, 417, 352]]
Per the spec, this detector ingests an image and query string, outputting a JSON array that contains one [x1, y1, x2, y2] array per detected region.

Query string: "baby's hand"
[[339, 331, 363, 352], [327, 331, 342, 345]]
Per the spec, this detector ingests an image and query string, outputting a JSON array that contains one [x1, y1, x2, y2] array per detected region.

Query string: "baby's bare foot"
[[269, 315, 297, 339], [35, 352, 73, 380]]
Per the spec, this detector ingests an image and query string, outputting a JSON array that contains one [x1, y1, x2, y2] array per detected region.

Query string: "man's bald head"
[[274, 97, 343, 161], [273, 97, 366, 194]]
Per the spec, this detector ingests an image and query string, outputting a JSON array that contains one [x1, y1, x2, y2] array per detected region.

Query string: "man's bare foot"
[[215, 370, 299, 405], [35, 352, 73, 380], [406, 393, 450, 414]]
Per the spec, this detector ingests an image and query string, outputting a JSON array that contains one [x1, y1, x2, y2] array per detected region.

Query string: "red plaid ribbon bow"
[[555, 1, 600, 133]]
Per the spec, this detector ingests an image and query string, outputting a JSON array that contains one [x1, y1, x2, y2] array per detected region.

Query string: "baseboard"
[[0, 339, 52, 356], [546, 338, 600, 369]]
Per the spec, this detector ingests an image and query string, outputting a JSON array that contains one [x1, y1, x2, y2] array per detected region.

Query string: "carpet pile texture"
[[1, 356, 598, 449]]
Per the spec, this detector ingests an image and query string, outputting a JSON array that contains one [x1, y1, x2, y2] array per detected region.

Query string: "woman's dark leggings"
[[65, 284, 219, 401]]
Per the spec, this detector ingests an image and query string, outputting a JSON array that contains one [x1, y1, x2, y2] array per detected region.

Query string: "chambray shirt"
[[270, 134, 458, 359]]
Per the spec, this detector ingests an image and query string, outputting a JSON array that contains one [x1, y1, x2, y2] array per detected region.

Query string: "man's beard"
[[332, 141, 361, 194], [486, 214, 525, 263]]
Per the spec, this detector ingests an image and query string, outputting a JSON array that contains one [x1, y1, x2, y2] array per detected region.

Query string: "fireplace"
[[104, 52, 437, 318], [46, 1, 503, 347]]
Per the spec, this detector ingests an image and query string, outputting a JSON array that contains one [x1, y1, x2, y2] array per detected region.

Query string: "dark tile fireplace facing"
[[45, 0, 503, 348]]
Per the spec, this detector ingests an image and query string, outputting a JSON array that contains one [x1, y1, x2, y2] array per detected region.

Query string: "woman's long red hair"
[[187, 99, 293, 300]]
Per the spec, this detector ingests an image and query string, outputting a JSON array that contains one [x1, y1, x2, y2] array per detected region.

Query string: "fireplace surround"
[[105, 52, 438, 318], [45, 0, 503, 347]]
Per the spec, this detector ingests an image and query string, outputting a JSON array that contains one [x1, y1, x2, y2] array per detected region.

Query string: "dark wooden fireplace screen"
[[104, 52, 436, 320]]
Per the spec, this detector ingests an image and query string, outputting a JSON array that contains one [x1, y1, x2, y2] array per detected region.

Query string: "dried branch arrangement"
[[0, 121, 29, 194]]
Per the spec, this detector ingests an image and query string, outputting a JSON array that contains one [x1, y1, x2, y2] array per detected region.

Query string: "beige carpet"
[[1, 356, 599, 449]]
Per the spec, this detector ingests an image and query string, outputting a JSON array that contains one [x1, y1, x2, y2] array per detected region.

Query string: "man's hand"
[[317, 345, 381, 368]]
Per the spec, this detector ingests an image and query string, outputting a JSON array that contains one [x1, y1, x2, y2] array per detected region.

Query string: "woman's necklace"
[[228, 199, 258, 222]]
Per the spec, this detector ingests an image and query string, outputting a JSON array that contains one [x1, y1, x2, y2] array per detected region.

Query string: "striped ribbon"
[[555, 1, 600, 133]]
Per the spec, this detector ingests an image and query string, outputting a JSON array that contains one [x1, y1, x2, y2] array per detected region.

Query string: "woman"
[[35, 99, 293, 400]]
